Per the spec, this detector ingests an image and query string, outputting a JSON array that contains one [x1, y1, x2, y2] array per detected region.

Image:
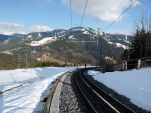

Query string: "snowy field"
[[0, 67, 74, 113], [88, 68, 151, 112]]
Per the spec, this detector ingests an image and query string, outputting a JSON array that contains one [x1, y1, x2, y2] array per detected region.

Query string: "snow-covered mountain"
[[0, 34, 16, 41], [0, 27, 134, 69], [0, 27, 133, 47]]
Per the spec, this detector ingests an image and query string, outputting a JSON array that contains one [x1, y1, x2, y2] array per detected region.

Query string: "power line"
[[69, 0, 73, 28], [80, 0, 89, 26], [104, 0, 134, 30]]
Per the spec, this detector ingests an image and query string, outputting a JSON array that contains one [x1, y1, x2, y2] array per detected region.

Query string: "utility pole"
[[17, 55, 20, 68], [25, 53, 28, 68], [96, 28, 102, 66], [17, 54, 23, 68]]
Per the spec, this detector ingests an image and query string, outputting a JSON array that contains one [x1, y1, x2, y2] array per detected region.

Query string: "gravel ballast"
[[59, 73, 89, 113]]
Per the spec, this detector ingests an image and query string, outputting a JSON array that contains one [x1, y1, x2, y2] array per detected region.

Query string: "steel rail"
[[73, 68, 137, 113]]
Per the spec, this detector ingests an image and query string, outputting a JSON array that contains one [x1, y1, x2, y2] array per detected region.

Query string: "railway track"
[[72, 68, 137, 113]]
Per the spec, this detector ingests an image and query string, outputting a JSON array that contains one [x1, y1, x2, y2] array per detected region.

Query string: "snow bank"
[[0, 67, 69, 85], [88, 68, 151, 111], [0, 67, 74, 113]]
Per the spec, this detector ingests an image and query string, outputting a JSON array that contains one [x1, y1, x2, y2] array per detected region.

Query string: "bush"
[[32, 61, 63, 67]]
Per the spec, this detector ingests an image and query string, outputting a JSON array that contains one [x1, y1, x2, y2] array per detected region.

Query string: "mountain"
[[104, 33, 134, 46], [0, 34, 16, 41], [0, 27, 134, 69]]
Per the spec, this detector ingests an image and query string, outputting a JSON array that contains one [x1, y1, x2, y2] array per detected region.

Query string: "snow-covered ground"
[[0, 67, 74, 113], [88, 68, 151, 112]]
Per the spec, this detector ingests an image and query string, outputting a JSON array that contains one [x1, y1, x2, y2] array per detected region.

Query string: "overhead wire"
[[104, 0, 135, 30], [80, 0, 89, 27], [69, 0, 73, 28], [68, 0, 140, 30]]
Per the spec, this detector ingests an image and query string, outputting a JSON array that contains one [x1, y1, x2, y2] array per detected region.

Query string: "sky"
[[0, 0, 150, 35]]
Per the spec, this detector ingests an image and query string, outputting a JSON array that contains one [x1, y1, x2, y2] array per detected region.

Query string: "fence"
[[120, 57, 151, 71]]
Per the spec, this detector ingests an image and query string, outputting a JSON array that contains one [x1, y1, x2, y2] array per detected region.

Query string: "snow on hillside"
[[68, 35, 76, 40], [38, 33, 42, 37], [70, 27, 86, 32], [30, 37, 57, 47], [27, 35, 32, 38], [115, 43, 128, 49], [0, 67, 74, 113], [107, 41, 128, 49], [83, 30, 89, 35], [88, 68, 151, 112], [0, 51, 13, 55], [108, 41, 113, 45]]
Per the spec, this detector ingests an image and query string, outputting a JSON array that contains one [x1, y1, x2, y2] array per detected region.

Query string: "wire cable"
[[104, 0, 134, 30], [69, 0, 73, 28], [80, 0, 89, 26]]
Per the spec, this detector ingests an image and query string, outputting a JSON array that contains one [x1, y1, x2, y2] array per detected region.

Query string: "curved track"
[[72, 68, 137, 113]]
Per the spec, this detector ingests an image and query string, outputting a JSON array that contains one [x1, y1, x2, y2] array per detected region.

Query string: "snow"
[[68, 35, 76, 40], [1, 51, 13, 55], [38, 33, 41, 37], [83, 30, 89, 35], [30, 37, 57, 47], [108, 41, 113, 45], [88, 68, 151, 112], [0, 67, 74, 113], [27, 35, 32, 38], [124, 40, 130, 44], [107, 41, 128, 49], [71, 28, 85, 31], [115, 43, 128, 49]]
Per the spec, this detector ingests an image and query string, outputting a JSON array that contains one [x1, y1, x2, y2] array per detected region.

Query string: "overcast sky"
[[0, 0, 150, 35]]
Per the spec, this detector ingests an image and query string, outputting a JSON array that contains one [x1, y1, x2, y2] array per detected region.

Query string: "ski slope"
[[88, 68, 151, 112], [0, 67, 74, 113]]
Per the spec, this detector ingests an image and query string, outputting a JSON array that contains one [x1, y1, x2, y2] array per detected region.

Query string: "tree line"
[[122, 17, 151, 68]]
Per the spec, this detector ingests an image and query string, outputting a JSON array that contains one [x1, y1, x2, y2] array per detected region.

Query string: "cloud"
[[0, 22, 26, 35], [31, 25, 52, 32], [0, 23, 52, 34], [63, 0, 140, 22]]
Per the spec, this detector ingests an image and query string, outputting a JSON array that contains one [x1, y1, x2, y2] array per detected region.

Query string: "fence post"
[[122, 60, 127, 71], [122, 61, 124, 71], [85, 64, 87, 69], [137, 59, 142, 69], [125, 60, 127, 70]]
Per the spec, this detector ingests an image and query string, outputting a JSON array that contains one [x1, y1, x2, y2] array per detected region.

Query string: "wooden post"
[[137, 59, 142, 69]]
